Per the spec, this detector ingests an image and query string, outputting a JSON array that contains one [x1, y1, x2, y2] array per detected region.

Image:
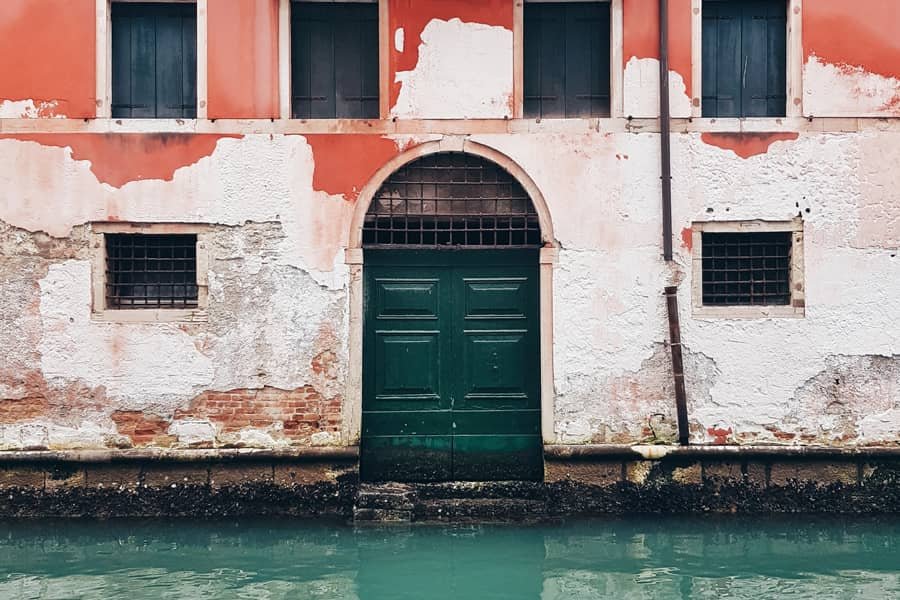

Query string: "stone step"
[[353, 507, 413, 522], [414, 481, 548, 502], [415, 498, 548, 520]]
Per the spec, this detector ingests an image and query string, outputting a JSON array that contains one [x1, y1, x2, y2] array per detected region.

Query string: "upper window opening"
[[702, 0, 786, 118], [701, 231, 791, 306], [291, 2, 379, 119], [524, 2, 611, 119], [111, 2, 197, 119], [105, 233, 199, 309], [363, 153, 542, 248]]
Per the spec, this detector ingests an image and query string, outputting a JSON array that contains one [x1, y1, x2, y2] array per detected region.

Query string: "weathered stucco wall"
[[2, 128, 899, 450], [1, 0, 899, 453], [623, 0, 693, 118], [803, 0, 900, 117], [207, 0, 280, 119], [0, 133, 412, 450], [0, 0, 96, 118], [476, 128, 900, 446], [388, 0, 514, 118]]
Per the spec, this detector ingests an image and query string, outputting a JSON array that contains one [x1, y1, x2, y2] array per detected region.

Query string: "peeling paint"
[[0, 99, 64, 119], [622, 0, 692, 118], [802, 1, 900, 116], [700, 132, 800, 159], [623, 57, 692, 118], [0, 0, 96, 118], [0, 134, 241, 188], [804, 56, 900, 117], [303, 135, 404, 200], [388, 0, 512, 113], [392, 18, 513, 119]]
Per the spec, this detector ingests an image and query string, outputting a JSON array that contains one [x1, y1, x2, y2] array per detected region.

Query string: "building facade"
[[1, 0, 899, 484]]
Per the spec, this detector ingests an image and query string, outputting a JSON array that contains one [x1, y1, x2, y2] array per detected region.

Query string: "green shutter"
[[702, 0, 786, 118], [111, 3, 196, 119], [525, 2, 610, 118], [291, 3, 379, 119]]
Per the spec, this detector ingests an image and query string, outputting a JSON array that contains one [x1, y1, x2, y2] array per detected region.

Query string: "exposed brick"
[[111, 410, 174, 446], [173, 386, 343, 445]]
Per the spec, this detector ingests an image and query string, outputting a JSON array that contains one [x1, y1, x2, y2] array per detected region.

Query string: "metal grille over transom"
[[363, 153, 542, 248], [702, 231, 792, 305], [105, 234, 199, 309]]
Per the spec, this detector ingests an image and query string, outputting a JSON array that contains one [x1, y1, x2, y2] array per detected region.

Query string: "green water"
[[1, 517, 898, 599]]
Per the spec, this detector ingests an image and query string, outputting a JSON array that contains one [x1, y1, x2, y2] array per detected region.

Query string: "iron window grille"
[[362, 153, 542, 248], [701, 231, 792, 305], [105, 234, 199, 309]]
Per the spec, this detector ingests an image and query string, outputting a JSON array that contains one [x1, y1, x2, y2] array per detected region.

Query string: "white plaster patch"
[[218, 427, 286, 449], [37, 260, 215, 413], [0, 421, 121, 450], [394, 27, 404, 52], [803, 55, 900, 117], [623, 57, 692, 118], [169, 419, 217, 445], [0, 99, 64, 118], [392, 19, 513, 119], [204, 230, 348, 397]]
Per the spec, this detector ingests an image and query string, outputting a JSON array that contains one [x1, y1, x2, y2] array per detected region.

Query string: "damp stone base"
[[1, 447, 898, 519]]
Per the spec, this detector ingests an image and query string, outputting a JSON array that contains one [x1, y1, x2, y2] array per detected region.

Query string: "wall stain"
[[700, 132, 800, 159]]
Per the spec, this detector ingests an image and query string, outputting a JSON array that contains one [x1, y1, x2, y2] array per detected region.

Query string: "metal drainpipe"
[[659, 0, 673, 262], [665, 286, 690, 445], [658, 1, 689, 444]]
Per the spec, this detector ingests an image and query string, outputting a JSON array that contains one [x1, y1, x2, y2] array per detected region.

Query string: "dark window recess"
[[702, 231, 792, 306], [105, 234, 199, 309], [524, 2, 610, 118], [363, 153, 542, 248], [111, 2, 197, 118], [702, 0, 786, 117], [291, 2, 379, 119]]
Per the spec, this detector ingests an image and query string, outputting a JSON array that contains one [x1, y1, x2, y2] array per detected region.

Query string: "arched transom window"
[[362, 153, 542, 248]]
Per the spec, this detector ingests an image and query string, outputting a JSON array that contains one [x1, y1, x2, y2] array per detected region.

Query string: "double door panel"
[[361, 250, 542, 482]]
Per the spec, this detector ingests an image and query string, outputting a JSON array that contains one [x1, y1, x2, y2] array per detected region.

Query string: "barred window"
[[701, 231, 791, 306], [105, 234, 198, 309]]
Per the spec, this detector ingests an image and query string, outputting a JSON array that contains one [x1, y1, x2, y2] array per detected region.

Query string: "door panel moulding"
[[344, 139, 559, 446]]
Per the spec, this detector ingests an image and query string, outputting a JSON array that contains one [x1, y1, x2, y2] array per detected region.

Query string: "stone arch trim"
[[348, 138, 558, 250], [343, 137, 558, 450]]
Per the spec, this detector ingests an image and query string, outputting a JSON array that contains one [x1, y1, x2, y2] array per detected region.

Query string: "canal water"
[[1, 517, 898, 599]]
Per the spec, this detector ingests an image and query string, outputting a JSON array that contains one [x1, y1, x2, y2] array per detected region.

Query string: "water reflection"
[[0, 517, 898, 599]]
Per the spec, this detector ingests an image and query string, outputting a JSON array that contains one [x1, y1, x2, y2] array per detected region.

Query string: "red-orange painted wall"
[[0, 134, 240, 188], [0, 0, 96, 118], [803, 0, 900, 81], [622, 0, 693, 94], [388, 0, 513, 111], [207, 0, 280, 119]]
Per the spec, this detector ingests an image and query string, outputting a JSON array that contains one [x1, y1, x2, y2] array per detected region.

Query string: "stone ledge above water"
[[0, 446, 898, 519]]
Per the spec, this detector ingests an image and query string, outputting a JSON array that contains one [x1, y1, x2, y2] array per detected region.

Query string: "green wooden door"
[[361, 250, 542, 482]]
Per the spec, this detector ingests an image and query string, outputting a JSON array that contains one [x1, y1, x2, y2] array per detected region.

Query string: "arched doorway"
[[359, 152, 545, 482]]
